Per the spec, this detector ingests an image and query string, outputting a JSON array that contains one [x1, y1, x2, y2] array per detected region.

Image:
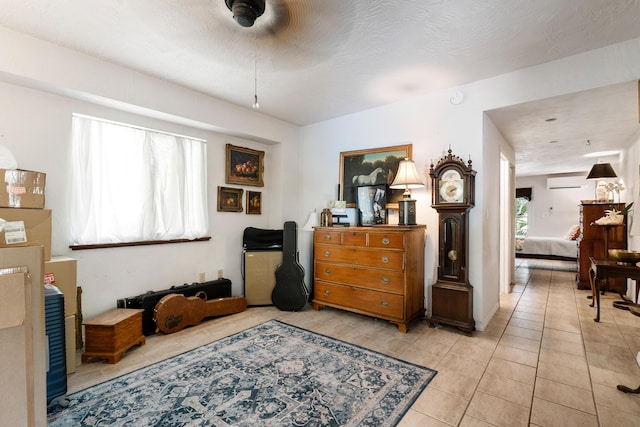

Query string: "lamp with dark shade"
[[587, 162, 617, 201], [390, 158, 424, 225], [586, 163, 617, 179]]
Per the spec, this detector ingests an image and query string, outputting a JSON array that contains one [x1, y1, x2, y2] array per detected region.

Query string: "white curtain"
[[70, 115, 208, 245]]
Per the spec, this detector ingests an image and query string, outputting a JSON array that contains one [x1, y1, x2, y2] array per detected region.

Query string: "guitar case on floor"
[[272, 221, 309, 311], [116, 279, 232, 335], [154, 293, 247, 334]]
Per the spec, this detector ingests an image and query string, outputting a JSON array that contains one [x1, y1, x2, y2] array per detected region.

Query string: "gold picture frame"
[[246, 191, 262, 215], [226, 144, 264, 187], [339, 144, 412, 208], [217, 186, 243, 212]]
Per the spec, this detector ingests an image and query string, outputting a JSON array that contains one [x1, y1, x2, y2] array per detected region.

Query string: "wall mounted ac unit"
[[546, 176, 587, 189]]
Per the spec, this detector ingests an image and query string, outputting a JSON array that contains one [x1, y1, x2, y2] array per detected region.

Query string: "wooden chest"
[[312, 225, 425, 332], [82, 308, 145, 364]]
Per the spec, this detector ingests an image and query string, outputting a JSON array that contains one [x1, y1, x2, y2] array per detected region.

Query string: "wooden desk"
[[588, 257, 640, 322]]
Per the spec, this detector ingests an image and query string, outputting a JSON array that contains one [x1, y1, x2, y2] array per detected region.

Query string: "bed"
[[515, 236, 578, 260]]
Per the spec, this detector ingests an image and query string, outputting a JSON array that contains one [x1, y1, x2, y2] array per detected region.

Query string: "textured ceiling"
[[1, 0, 640, 176], [487, 81, 640, 177]]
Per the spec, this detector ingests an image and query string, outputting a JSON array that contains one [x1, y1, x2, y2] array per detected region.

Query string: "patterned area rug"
[[48, 320, 436, 426]]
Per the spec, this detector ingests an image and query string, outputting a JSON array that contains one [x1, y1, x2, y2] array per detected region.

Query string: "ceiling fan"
[[224, 0, 266, 28], [219, 0, 356, 70]]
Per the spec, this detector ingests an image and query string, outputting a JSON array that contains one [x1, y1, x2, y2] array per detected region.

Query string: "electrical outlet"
[[199, 272, 205, 282], [217, 269, 223, 279]]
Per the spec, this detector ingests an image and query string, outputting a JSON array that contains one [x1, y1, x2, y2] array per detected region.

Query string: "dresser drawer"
[[315, 261, 404, 293], [367, 232, 405, 249], [314, 281, 403, 319], [315, 244, 404, 270], [314, 230, 343, 245], [341, 231, 367, 246]]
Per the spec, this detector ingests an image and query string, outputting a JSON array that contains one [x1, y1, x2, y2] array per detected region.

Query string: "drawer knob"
[[324, 290, 330, 296], [325, 234, 332, 240], [381, 277, 389, 284], [324, 250, 331, 257], [325, 269, 331, 275], [381, 256, 389, 264], [381, 237, 390, 245], [381, 300, 389, 307]]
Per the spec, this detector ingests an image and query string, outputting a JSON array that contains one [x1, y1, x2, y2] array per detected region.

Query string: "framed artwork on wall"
[[225, 144, 264, 187], [246, 191, 262, 215], [217, 186, 243, 212], [357, 185, 387, 225], [339, 144, 412, 208]]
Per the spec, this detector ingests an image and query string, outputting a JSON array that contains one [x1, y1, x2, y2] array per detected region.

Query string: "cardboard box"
[[0, 246, 47, 427], [65, 315, 77, 374], [0, 208, 51, 260], [0, 272, 26, 330], [0, 169, 46, 209], [45, 257, 78, 317]]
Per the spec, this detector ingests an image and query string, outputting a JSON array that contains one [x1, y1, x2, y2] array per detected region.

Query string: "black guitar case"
[[242, 226, 283, 250], [272, 221, 309, 311], [116, 279, 232, 335]]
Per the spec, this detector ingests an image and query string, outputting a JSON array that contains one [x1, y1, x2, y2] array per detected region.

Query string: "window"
[[70, 114, 208, 247], [515, 187, 531, 238], [515, 196, 529, 238]]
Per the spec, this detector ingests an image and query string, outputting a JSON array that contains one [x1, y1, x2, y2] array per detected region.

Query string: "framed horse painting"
[[339, 144, 412, 208]]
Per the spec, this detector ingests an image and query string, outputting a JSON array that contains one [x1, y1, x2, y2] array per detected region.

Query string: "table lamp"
[[586, 162, 617, 201], [390, 158, 424, 225]]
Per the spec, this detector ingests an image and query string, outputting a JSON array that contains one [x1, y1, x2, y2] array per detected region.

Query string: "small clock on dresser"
[[428, 148, 476, 335]]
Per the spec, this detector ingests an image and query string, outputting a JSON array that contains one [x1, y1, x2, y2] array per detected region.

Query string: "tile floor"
[[68, 258, 640, 426]]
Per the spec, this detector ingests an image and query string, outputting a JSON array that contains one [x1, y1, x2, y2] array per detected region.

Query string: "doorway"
[[499, 154, 514, 294]]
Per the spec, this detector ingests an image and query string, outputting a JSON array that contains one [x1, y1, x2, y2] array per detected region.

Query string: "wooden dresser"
[[577, 202, 627, 292], [312, 225, 425, 332]]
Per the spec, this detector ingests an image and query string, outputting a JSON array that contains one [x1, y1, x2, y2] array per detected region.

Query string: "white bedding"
[[516, 236, 578, 259]]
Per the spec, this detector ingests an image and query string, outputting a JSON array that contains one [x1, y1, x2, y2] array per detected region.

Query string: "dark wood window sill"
[[69, 236, 211, 250]]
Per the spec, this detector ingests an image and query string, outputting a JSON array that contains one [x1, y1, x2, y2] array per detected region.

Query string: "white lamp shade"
[[302, 211, 319, 231], [390, 158, 424, 189]]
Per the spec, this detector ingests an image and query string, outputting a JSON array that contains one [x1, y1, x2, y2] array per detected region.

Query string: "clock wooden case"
[[428, 148, 476, 335]]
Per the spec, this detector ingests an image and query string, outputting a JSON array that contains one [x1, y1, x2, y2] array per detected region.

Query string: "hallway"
[[480, 258, 640, 426]]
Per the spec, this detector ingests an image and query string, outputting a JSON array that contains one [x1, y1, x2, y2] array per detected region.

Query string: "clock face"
[[439, 169, 464, 203]]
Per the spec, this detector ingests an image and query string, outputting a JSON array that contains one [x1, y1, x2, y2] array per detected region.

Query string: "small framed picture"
[[246, 191, 262, 215], [357, 185, 387, 225], [226, 144, 264, 187], [217, 186, 243, 212]]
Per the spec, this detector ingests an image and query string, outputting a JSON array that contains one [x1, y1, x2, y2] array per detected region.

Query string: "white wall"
[[625, 134, 640, 247], [621, 131, 640, 301], [300, 37, 640, 330], [484, 115, 515, 318], [0, 27, 301, 319], [515, 175, 595, 237]]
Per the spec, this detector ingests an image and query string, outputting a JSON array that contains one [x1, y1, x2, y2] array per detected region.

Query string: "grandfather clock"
[[428, 148, 476, 335]]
